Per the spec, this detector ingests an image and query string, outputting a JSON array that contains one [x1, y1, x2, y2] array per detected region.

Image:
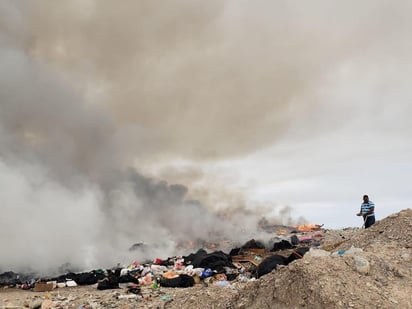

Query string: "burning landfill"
[[1, 209, 412, 308], [0, 219, 325, 304], [1, 1, 412, 308]]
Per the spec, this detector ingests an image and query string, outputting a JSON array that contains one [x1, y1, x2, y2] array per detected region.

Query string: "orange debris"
[[296, 224, 323, 232]]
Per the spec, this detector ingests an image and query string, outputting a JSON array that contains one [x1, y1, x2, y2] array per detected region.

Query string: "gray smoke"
[[1, 0, 412, 273]]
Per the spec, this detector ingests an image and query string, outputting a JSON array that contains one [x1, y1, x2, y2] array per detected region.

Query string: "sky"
[[1, 0, 411, 273]]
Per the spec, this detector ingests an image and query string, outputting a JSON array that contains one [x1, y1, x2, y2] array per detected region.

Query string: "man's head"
[[363, 195, 369, 202]]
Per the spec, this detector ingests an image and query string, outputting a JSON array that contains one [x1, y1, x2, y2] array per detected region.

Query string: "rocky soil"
[[1, 209, 411, 309]]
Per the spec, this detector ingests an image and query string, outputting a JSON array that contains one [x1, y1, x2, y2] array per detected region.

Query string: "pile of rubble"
[[1, 209, 411, 308]]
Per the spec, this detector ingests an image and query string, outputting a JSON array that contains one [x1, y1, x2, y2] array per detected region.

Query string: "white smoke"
[[1, 0, 412, 272]]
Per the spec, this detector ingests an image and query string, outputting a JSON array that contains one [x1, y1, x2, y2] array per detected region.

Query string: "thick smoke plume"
[[1, 0, 411, 273]]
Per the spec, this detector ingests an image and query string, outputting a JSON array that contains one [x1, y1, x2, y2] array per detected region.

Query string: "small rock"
[[400, 252, 410, 261], [353, 256, 370, 274], [344, 246, 363, 255], [3, 303, 20, 309], [389, 298, 398, 304], [41, 299, 54, 309], [30, 300, 43, 309]]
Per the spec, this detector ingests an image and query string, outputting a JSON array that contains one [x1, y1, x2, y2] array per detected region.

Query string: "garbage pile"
[[0, 223, 326, 294]]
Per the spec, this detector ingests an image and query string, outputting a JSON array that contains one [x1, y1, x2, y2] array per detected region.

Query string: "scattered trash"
[[153, 258, 163, 265], [66, 280, 77, 287], [160, 274, 195, 288], [200, 268, 215, 279], [118, 294, 138, 299], [214, 280, 230, 287], [33, 282, 54, 292], [272, 239, 295, 251], [151, 281, 159, 289], [298, 236, 313, 243], [296, 224, 323, 232], [127, 284, 141, 294], [306, 249, 330, 257], [161, 295, 172, 301]]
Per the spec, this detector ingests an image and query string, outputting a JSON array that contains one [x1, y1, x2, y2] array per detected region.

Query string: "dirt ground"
[[1, 209, 411, 309]]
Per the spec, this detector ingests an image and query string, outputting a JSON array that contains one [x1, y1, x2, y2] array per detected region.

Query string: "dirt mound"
[[340, 208, 412, 250], [229, 208, 412, 309]]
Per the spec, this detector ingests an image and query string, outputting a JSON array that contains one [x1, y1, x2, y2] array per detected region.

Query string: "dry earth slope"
[[230, 208, 412, 309]]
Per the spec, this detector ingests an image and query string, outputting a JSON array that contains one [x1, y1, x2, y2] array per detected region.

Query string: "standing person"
[[357, 195, 376, 228]]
